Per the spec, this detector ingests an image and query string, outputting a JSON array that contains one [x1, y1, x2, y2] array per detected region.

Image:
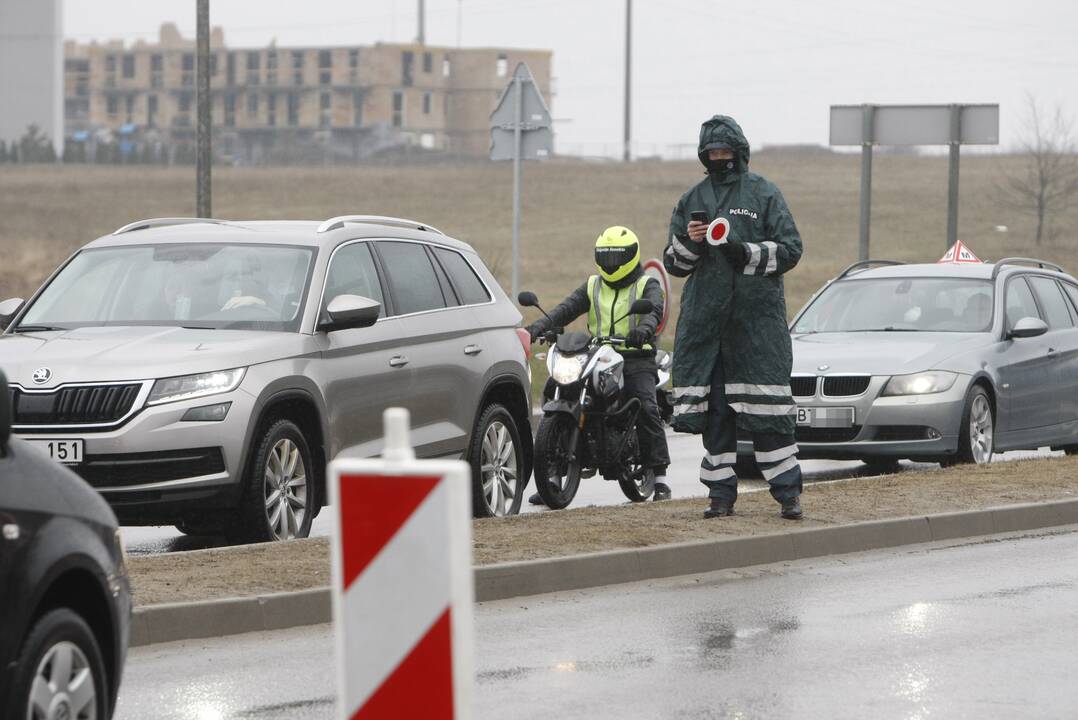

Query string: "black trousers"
[[623, 356, 671, 473]]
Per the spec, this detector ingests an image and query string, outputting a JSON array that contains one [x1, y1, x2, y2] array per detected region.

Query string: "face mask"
[[708, 157, 737, 179]]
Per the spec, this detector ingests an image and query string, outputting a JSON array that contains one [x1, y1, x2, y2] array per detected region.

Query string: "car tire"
[[468, 403, 526, 518], [8, 608, 109, 720], [953, 385, 994, 465], [233, 418, 316, 543]]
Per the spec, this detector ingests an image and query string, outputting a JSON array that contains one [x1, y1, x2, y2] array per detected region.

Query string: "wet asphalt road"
[[114, 525, 1078, 719], [118, 430, 1058, 555]]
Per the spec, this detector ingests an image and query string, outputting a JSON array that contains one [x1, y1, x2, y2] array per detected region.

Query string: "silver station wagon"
[[0, 216, 533, 542], [762, 258, 1078, 471]]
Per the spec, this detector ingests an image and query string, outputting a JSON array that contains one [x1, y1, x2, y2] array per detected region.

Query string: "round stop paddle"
[[707, 217, 731, 246]]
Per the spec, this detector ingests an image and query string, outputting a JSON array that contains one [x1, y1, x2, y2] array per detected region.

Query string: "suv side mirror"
[[318, 295, 381, 332], [1009, 316, 1048, 339], [0, 370, 10, 453], [0, 298, 24, 331], [629, 299, 654, 315], [517, 291, 538, 308]]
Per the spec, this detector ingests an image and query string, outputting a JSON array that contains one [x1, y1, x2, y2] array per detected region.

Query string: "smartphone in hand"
[[690, 211, 708, 223]]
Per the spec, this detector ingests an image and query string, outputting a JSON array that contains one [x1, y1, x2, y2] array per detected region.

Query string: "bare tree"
[[1000, 96, 1078, 244]]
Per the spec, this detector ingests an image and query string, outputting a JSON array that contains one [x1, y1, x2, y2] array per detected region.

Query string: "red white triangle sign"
[[938, 240, 982, 264]]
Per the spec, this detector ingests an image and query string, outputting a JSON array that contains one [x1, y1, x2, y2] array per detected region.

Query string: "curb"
[[130, 498, 1078, 647]]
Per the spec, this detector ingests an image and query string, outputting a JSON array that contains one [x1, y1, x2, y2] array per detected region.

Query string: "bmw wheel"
[[235, 418, 315, 543], [468, 403, 525, 518], [954, 386, 994, 465]]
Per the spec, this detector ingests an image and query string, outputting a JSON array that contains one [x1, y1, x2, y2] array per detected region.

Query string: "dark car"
[[0, 369, 131, 719]]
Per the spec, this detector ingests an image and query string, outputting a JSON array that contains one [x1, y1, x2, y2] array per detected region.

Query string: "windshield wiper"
[[181, 325, 217, 330], [853, 327, 921, 332], [14, 325, 66, 332]]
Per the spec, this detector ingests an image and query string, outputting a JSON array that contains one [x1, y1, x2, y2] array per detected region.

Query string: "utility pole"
[[417, 0, 426, 44], [622, 0, 632, 162], [196, 0, 211, 217]]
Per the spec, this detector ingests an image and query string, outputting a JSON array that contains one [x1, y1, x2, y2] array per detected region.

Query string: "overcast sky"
[[64, 0, 1078, 157]]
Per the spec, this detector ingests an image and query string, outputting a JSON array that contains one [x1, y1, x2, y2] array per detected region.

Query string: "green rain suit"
[[664, 116, 803, 443]]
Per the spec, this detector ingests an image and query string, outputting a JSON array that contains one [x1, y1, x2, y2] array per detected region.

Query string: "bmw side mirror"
[[0, 298, 24, 331], [1009, 317, 1048, 339], [517, 291, 538, 308], [629, 299, 654, 315], [0, 370, 10, 453], [318, 295, 381, 332]]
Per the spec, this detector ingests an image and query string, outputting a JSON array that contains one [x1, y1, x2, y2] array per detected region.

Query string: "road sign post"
[[490, 63, 553, 303], [329, 408, 473, 720], [831, 103, 999, 259]]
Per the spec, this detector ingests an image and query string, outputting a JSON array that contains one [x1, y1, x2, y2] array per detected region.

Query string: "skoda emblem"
[[817, 364, 830, 372], [31, 367, 53, 385]]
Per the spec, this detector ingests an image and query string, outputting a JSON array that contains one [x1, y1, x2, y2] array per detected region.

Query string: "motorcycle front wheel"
[[533, 413, 582, 510], [618, 432, 655, 502]]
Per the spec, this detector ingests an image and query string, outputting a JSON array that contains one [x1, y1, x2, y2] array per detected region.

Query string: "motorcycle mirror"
[[629, 299, 654, 315], [517, 291, 538, 307]]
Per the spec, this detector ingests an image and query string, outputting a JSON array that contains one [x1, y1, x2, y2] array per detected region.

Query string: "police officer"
[[526, 226, 672, 503], [663, 115, 804, 519]]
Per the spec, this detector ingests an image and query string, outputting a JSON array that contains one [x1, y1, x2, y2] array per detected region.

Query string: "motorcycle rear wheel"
[[533, 414, 582, 510], [618, 433, 655, 502]]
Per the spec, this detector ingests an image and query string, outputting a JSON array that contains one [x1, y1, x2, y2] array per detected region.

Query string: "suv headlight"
[[551, 354, 586, 385], [882, 371, 957, 396], [147, 368, 246, 406]]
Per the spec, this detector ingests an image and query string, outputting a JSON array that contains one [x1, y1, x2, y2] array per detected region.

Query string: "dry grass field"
[[2, 154, 1077, 333]]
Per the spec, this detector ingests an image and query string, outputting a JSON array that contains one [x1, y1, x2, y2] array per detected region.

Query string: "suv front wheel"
[[234, 418, 315, 543], [468, 403, 526, 518]]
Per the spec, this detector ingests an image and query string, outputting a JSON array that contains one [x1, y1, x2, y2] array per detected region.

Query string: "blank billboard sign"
[[830, 104, 999, 146]]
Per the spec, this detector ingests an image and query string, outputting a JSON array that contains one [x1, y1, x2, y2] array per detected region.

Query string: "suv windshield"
[[793, 277, 994, 334], [18, 243, 314, 332]]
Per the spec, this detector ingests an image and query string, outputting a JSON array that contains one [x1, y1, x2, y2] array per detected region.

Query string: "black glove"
[[625, 327, 653, 348], [717, 242, 749, 268], [525, 321, 548, 343]]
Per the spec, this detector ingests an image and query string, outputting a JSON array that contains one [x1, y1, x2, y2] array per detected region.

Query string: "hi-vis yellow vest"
[[586, 274, 653, 351]]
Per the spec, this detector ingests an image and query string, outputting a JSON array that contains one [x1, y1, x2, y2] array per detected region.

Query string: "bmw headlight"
[[882, 371, 957, 397], [147, 368, 246, 406], [551, 354, 587, 385]]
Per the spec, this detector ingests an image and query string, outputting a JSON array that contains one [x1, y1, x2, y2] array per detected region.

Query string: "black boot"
[[653, 482, 672, 501], [780, 496, 803, 520], [703, 498, 734, 518]]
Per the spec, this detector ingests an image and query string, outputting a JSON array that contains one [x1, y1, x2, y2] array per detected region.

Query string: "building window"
[[227, 52, 236, 86], [442, 55, 450, 77], [151, 54, 162, 72], [496, 53, 508, 77], [349, 49, 359, 68], [75, 77, 89, 97], [210, 53, 219, 76], [319, 50, 332, 69], [125, 95, 135, 120], [401, 51, 414, 87], [353, 90, 363, 127], [122, 54, 135, 78], [267, 52, 278, 70], [320, 71, 331, 86], [224, 93, 236, 127], [179, 92, 192, 112], [268, 93, 277, 126], [292, 50, 304, 69], [392, 90, 404, 128], [106, 95, 118, 116], [423, 92, 431, 115], [294, 71, 303, 85], [247, 92, 259, 114], [183, 53, 194, 71], [287, 93, 299, 126], [105, 55, 116, 73], [423, 52, 433, 73], [320, 92, 332, 111], [148, 95, 158, 126], [247, 51, 260, 70]]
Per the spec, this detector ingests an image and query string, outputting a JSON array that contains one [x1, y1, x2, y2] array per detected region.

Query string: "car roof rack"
[[990, 257, 1065, 280], [835, 259, 906, 280], [112, 218, 228, 235], [316, 215, 445, 235]]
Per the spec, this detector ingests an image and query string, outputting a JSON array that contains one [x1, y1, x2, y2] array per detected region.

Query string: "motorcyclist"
[[525, 226, 672, 503]]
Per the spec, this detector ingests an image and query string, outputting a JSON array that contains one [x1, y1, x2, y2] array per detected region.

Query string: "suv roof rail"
[[317, 215, 445, 236], [112, 217, 227, 235], [991, 257, 1065, 280], [836, 259, 905, 280]]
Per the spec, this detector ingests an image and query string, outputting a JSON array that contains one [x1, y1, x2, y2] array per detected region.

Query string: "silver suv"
[[0, 216, 533, 542]]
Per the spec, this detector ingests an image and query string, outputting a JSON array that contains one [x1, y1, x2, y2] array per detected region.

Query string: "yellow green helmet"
[[594, 226, 641, 283]]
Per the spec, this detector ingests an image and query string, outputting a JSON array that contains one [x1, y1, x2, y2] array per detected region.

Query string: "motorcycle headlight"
[[881, 371, 957, 397], [148, 368, 246, 406], [551, 354, 587, 385]]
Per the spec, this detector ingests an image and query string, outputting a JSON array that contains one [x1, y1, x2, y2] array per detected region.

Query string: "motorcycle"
[[519, 291, 674, 509]]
